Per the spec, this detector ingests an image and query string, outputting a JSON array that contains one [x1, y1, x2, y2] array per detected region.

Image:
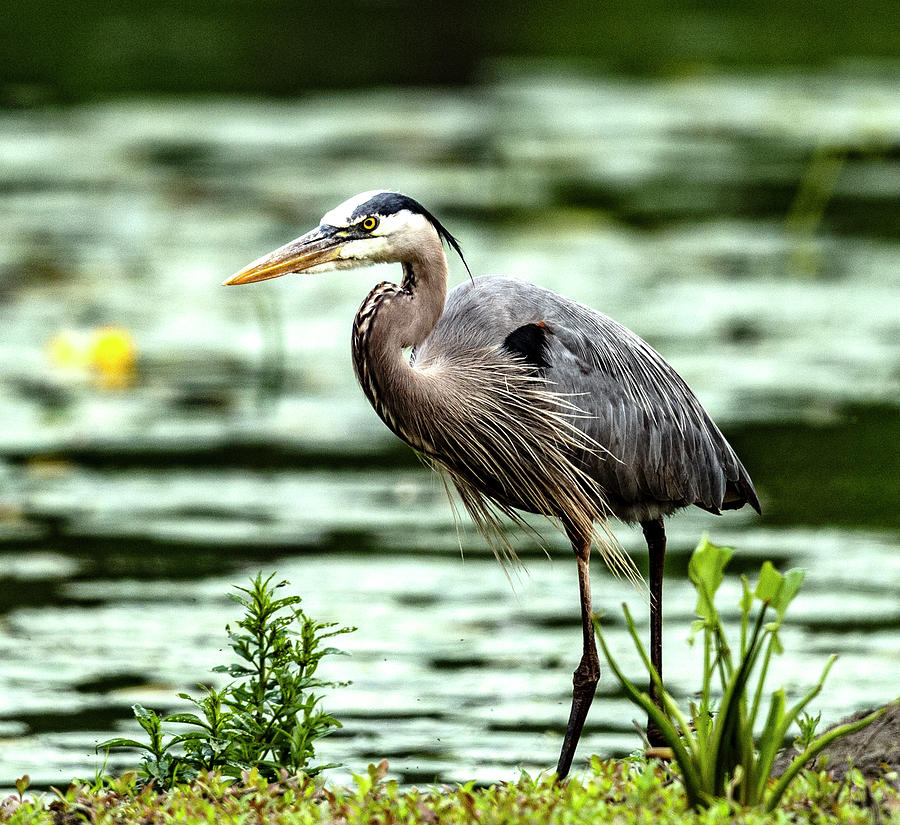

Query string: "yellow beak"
[[223, 227, 343, 286]]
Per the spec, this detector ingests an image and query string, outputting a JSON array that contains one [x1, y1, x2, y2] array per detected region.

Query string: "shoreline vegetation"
[[3, 552, 897, 822], [1, 752, 898, 825]]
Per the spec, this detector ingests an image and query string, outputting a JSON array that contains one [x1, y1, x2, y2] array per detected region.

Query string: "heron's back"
[[414, 275, 760, 525]]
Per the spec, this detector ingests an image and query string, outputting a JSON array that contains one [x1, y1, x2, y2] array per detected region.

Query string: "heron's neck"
[[351, 239, 448, 450]]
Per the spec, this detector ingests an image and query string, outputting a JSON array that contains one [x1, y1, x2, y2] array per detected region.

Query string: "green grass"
[[2, 759, 898, 824]]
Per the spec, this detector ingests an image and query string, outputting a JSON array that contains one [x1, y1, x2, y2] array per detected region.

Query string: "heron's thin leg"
[[555, 528, 599, 780], [641, 517, 666, 746]]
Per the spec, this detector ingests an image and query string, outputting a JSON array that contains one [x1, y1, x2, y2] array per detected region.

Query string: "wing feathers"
[[418, 275, 760, 526]]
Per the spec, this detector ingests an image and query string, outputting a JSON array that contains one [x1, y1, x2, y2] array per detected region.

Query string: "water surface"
[[0, 69, 897, 789]]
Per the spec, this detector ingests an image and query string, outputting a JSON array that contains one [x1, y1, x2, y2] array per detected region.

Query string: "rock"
[[773, 702, 900, 789]]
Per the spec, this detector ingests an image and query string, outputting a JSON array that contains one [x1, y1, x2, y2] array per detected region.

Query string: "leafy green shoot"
[[98, 572, 354, 788], [595, 537, 888, 812]]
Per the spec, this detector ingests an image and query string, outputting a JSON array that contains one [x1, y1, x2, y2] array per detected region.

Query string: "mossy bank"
[[2, 759, 899, 825]]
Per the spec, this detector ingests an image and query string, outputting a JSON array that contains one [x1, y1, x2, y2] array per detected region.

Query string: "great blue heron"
[[224, 190, 761, 779]]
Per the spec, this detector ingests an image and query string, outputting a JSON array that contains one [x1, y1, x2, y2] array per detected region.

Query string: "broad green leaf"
[[688, 538, 733, 621], [754, 561, 783, 604], [771, 569, 805, 619]]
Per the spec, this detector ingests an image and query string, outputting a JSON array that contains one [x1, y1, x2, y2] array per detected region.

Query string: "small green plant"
[[595, 537, 887, 812], [99, 572, 354, 788]]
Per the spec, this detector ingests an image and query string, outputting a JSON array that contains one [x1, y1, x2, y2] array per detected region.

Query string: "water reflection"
[[0, 69, 898, 788]]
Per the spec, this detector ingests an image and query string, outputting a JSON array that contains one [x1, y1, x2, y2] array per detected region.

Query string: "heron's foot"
[[555, 656, 601, 780]]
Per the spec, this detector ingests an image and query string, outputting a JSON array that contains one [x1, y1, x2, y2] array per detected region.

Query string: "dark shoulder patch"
[[503, 322, 551, 370]]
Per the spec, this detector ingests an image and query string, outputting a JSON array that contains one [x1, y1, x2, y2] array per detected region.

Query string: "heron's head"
[[224, 190, 468, 286]]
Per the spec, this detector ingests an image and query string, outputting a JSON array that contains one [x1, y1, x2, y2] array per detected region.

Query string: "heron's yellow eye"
[[360, 216, 379, 232]]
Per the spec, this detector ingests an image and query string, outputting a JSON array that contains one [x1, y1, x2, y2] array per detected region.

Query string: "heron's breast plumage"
[[351, 281, 422, 448]]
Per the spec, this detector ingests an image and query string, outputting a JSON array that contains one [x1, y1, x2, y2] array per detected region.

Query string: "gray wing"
[[415, 275, 760, 523]]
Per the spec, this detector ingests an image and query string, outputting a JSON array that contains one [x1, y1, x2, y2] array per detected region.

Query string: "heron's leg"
[[641, 517, 666, 746], [555, 528, 599, 780]]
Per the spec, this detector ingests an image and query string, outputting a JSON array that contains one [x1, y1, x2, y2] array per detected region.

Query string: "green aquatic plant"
[[98, 573, 354, 788], [595, 537, 887, 812]]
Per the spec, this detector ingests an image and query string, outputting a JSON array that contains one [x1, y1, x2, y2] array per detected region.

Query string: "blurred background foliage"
[[2, 0, 899, 105]]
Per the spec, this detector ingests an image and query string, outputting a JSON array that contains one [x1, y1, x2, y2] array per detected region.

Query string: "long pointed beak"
[[223, 227, 343, 286]]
